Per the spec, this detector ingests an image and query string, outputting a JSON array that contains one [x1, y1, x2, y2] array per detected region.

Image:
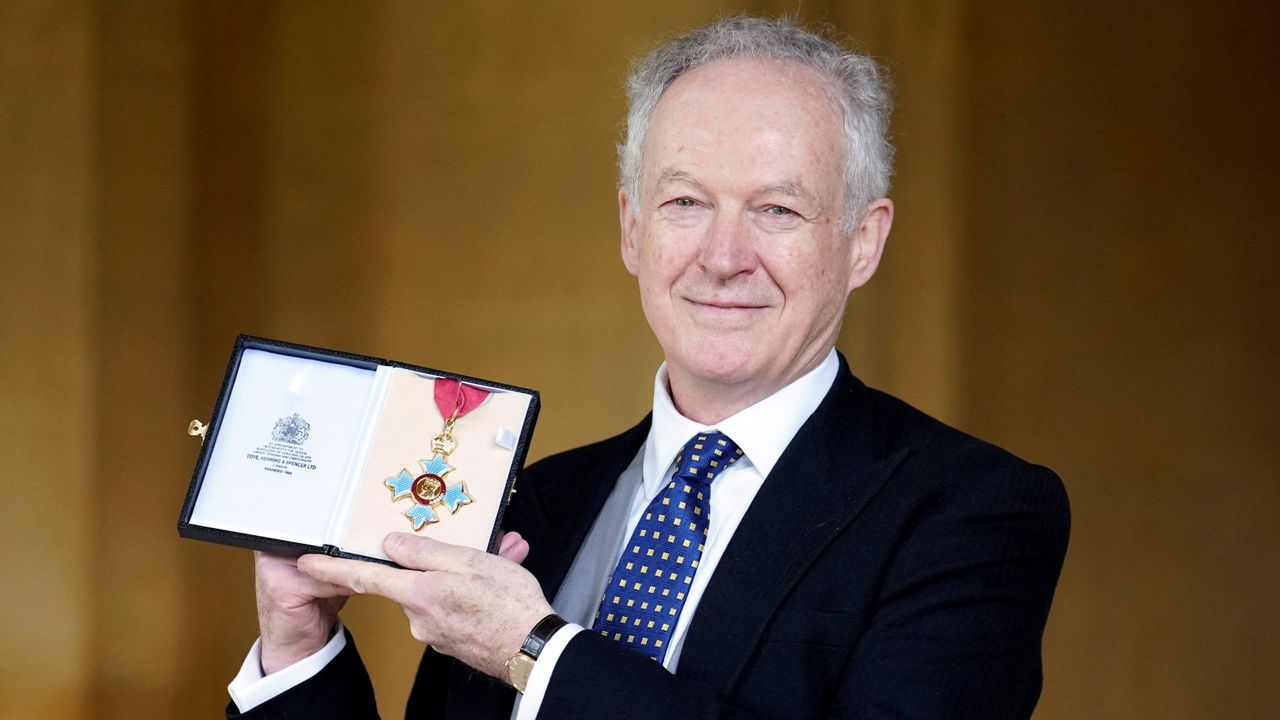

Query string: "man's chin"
[[671, 352, 770, 391]]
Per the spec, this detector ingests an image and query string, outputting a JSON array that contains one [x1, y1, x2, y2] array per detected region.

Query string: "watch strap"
[[520, 613, 568, 660]]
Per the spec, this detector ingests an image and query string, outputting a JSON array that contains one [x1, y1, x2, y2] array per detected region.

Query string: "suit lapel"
[[677, 364, 908, 694]]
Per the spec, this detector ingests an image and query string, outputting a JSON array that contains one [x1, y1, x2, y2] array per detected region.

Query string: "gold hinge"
[[187, 419, 208, 445]]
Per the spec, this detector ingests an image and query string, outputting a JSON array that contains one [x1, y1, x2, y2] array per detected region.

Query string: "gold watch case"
[[506, 651, 536, 693]]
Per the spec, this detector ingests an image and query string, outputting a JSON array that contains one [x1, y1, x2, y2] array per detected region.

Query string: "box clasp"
[[187, 419, 208, 444]]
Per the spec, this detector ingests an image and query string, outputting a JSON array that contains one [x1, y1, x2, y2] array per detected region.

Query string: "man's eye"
[[672, 197, 697, 207], [766, 205, 795, 216]]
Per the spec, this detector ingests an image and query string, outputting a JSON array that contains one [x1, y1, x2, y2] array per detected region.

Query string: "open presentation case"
[[178, 335, 539, 564]]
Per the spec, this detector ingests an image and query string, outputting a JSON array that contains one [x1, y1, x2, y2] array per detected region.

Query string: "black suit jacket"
[[233, 360, 1070, 719]]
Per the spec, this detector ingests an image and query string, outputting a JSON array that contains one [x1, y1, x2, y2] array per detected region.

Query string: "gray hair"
[[619, 16, 893, 234]]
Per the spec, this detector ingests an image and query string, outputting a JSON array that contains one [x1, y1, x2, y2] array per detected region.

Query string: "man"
[[228, 16, 1069, 719]]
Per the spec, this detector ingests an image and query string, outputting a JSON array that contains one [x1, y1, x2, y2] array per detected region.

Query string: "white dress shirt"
[[231, 350, 839, 716]]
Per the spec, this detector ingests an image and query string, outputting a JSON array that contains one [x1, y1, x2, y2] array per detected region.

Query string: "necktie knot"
[[673, 431, 743, 486]]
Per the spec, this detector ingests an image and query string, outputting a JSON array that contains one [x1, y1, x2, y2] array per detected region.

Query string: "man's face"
[[620, 58, 890, 415]]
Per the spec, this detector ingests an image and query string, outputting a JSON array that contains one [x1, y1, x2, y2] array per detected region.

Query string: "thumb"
[[499, 531, 530, 564]]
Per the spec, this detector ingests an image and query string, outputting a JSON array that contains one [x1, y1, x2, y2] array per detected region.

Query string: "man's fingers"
[[298, 554, 414, 603], [383, 532, 481, 573]]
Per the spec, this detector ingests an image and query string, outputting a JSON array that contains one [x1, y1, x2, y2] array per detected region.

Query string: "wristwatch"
[[505, 613, 568, 693]]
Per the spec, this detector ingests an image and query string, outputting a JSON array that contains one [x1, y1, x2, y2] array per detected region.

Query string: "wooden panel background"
[[1, 2, 1275, 718]]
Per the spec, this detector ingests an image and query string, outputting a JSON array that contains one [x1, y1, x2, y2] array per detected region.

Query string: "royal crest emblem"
[[271, 413, 311, 445]]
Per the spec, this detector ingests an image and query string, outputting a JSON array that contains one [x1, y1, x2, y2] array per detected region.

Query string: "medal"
[[385, 379, 489, 530]]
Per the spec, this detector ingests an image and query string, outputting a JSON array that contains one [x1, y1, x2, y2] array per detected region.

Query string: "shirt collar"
[[643, 349, 840, 496]]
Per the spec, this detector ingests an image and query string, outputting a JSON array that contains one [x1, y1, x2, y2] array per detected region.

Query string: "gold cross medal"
[[385, 380, 481, 530]]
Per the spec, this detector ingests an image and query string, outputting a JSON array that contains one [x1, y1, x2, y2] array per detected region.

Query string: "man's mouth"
[[685, 297, 768, 313]]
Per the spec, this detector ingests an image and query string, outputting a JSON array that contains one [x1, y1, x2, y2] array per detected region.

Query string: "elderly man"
[[228, 16, 1069, 720]]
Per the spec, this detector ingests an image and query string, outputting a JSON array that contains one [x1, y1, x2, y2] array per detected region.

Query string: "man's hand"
[[297, 531, 550, 682], [255, 551, 353, 675]]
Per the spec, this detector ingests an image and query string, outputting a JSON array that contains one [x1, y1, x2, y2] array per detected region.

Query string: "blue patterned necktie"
[[591, 431, 744, 661]]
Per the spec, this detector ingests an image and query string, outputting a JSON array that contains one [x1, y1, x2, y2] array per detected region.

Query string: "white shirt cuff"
[[511, 623, 584, 720], [227, 622, 348, 713]]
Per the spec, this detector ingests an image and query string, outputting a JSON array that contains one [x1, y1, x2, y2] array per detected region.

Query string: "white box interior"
[[190, 349, 379, 546]]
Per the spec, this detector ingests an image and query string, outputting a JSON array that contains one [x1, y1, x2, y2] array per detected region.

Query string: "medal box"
[[178, 335, 539, 565]]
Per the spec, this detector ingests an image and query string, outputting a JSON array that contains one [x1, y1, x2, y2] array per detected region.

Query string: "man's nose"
[[696, 210, 756, 279]]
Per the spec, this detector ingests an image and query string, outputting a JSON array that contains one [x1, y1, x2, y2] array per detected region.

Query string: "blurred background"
[[2, 1, 1277, 718]]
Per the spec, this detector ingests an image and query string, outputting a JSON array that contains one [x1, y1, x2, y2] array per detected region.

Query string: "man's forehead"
[[643, 58, 842, 155], [640, 59, 844, 205]]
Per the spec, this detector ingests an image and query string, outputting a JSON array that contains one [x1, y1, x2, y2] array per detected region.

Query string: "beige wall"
[[1, 2, 1275, 718]]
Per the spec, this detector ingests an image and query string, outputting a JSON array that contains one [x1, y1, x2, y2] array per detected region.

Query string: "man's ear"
[[847, 198, 893, 292], [619, 188, 641, 277]]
